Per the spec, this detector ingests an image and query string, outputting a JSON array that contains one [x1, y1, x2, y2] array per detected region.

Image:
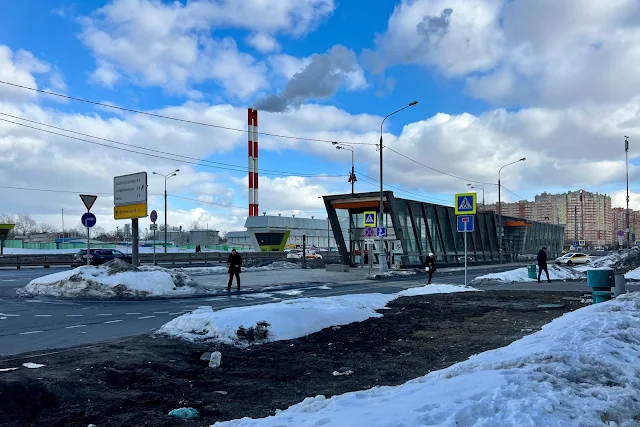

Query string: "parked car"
[[555, 253, 591, 266], [286, 250, 322, 260], [73, 249, 133, 267]]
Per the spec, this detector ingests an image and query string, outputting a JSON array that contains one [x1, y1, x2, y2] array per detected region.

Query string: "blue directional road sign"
[[376, 227, 386, 237], [457, 215, 474, 233], [150, 209, 158, 223], [573, 241, 579, 247], [455, 193, 477, 215], [81, 212, 97, 228]]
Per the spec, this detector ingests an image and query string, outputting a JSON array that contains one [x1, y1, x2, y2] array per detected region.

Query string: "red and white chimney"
[[248, 108, 259, 216]]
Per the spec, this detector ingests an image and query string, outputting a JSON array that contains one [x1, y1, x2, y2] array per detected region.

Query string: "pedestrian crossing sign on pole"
[[363, 211, 377, 227], [454, 192, 477, 215]]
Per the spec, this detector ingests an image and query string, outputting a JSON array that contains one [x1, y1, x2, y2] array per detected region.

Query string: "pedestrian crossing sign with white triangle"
[[363, 211, 377, 227], [454, 192, 477, 215]]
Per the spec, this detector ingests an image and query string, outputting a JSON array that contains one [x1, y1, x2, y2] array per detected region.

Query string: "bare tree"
[[189, 220, 200, 231], [14, 213, 37, 235], [36, 223, 58, 234]]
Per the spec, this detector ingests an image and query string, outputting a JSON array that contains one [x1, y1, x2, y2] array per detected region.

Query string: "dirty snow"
[[624, 267, 640, 281], [159, 284, 477, 345], [211, 292, 640, 427], [18, 260, 207, 299], [471, 265, 585, 284], [22, 362, 45, 369], [367, 270, 417, 280], [175, 262, 299, 276]]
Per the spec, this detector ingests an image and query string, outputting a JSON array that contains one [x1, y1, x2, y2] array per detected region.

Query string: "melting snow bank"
[[367, 270, 418, 280], [625, 267, 640, 281], [175, 261, 300, 276], [211, 292, 640, 427], [17, 260, 207, 299], [471, 265, 584, 284], [158, 284, 479, 345]]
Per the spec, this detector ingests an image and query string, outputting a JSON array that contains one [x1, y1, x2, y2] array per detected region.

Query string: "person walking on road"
[[424, 252, 437, 284], [227, 249, 243, 292], [537, 246, 551, 283]]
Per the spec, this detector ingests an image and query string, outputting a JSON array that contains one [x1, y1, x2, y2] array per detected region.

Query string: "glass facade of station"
[[323, 192, 565, 267]]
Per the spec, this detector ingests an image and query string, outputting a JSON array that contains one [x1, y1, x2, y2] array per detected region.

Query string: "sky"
[[1, 0, 640, 234]]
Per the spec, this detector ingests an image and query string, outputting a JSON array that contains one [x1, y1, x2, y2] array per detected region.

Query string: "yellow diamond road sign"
[[363, 211, 377, 227], [114, 203, 148, 220]]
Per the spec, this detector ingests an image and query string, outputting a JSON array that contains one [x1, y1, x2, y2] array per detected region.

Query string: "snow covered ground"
[[158, 284, 479, 345], [211, 292, 640, 427], [471, 265, 584, 284], [3, 246, 244, 255], [176, 261, 300, 276], [625, 267, 640, 281], [367, 270, 418, 280], [17, 261, 208, 299]]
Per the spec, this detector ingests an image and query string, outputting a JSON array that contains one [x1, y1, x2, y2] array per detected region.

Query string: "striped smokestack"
[[248, 108, 259, 216]]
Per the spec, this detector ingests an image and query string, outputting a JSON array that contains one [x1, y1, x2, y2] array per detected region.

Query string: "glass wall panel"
[[396, 200, 419, 264], [424, 205, 441, 256], [436, 206, 456, 260], [410, 202, 427, 255]]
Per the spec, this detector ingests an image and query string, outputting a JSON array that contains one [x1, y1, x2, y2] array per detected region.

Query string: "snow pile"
[[471, 265, 584, 284], [367, 270, 418, 280], [624, 267, 640, 281], [159, 284, 478, 344], [211, 293, 640, 427], [176, 261, 299, 276], [18, 260, 207, 299]]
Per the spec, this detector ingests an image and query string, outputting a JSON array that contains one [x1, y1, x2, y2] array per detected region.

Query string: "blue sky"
[[0, 0, 639, 232]]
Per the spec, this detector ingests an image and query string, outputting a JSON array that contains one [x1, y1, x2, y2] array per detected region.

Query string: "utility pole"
[[153, 170, 179, 254], [580, 190, 584, 244], [61, 209, 65, 242], [625, 136, 630, 249], [574, 205, 578, 246], [498, 158, 526, 264]]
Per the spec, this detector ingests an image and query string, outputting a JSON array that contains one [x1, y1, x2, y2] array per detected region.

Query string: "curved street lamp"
[[467, 183, 485, 208], [152, 169, 179, 253], [498, 158, 526, 264]]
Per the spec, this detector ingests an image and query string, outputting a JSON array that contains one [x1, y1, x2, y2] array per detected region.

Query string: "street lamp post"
[[152, 169, 179, 254], [379, 101, 418, 272], [467, 184, 485, 208], [625, 136, 630, 248], [498, 158, 526, 264], [333, 143, 356, 193]]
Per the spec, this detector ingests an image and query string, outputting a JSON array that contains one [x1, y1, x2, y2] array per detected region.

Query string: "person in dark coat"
[[424, 252, 437, 284], [227, 249, 243, 291], [537, 247, 551, 283]]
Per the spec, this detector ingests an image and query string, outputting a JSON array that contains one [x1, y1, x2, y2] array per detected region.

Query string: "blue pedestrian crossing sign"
[[363, 211, 377, 227], [455, 193, 477, 215], [376, 227, 386, 237], [457, 215, 474, 233]]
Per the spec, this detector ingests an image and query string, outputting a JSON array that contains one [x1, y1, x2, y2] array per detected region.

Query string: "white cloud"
[[77, 0, 335, 98], [0, 46, 54, 102], [246, 33, 282, 54]]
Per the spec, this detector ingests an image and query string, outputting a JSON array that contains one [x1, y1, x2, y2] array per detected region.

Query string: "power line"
[[0, 80, 375, 146], [357, 173, 453, 206], [0, 117, 347, 179]]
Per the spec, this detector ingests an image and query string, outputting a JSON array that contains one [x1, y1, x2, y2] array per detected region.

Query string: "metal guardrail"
[[0, 251, 337, 268]]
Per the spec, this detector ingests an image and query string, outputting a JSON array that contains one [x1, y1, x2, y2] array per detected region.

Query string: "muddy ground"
[[0, 290, 588, 427]]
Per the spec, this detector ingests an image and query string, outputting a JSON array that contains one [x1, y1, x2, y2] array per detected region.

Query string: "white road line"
[[96, 313, 113, 316], [19, 330, 44, 335], [168, 312, 182, 315], [103, 319, 123, 324], [153, 311, 169, 314], [65, 325, 87, 329], [138, 315, 156, 319], [126, 312, 142, 315], [35, 314, 53, 317]]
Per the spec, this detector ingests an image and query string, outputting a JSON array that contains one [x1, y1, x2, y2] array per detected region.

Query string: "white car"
[[555, 253, 591, 266], [286, 251, 322, 260]]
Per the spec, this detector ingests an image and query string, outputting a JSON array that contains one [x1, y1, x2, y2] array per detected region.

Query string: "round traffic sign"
[[81, 212, 97, 228], [150, 210, 158, 223]]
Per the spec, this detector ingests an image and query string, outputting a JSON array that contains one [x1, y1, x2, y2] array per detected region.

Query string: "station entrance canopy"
[[321, 192, 565, 267]]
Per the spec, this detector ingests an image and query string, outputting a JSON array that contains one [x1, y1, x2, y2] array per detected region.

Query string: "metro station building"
[[322, 192, 566, 267]]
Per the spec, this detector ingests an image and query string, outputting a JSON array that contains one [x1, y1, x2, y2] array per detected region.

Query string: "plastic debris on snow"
[[471, 265, 584, 284], [158, 284, 478, 345], [22, 362, 45, 369], [209, 292, 640, 427], [17, 260, 208, 299], [168, 407, 199, 420]]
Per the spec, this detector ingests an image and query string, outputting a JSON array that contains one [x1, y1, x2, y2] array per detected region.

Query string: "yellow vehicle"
[[555, 253, 591, 266]]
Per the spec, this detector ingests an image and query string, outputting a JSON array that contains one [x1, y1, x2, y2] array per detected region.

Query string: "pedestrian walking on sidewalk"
[[227, 249, 243, 291], [424, 252, 436, 284], [537, 247, 551, 283]]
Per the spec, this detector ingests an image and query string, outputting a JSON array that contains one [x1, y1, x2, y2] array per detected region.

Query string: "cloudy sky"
[[1, 0, 639, 233]]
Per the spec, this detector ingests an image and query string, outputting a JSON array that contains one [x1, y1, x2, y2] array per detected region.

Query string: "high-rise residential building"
[[481, 190, 614, 246]]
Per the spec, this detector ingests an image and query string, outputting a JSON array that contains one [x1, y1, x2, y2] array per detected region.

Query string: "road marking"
[[19, 330, 44, 335], [1, 279, 17, 282], [103, 319, 123, 324], [138, 315, 156, 319], [126, 312, 142, 315], [96, 313, 113, 316], [35, 314, 53, 317], [81, 307, 91, 310], [169, 312, 182, 315], [153, 311, 169, 314], [65, 325, 87, 329], [0, 313, 20, 317], [66, 314, 83, 317]]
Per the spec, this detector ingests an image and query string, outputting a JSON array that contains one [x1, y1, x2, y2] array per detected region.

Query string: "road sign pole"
[[153, 228, 157, 266], [464, 220, 468, 286], [86, 224, 90, 266], [132, 219, 139, 267]]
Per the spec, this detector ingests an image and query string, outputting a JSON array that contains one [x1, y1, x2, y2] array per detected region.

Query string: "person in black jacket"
[[537, 247, 551, 283], [424, 252, 436, 284], [227, 249, 243, 291]]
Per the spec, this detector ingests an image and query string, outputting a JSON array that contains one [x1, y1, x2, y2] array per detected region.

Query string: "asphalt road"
[[0, 264, 631, 359]]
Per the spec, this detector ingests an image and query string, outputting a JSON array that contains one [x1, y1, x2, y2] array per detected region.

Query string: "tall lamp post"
[[498, 158, 526, 264], [467, 184, 485, 208], [152, 169, 179, 254], [379, 100, 418, 272], [625, 136, 630, 248], [333, 143, 356, 193]]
